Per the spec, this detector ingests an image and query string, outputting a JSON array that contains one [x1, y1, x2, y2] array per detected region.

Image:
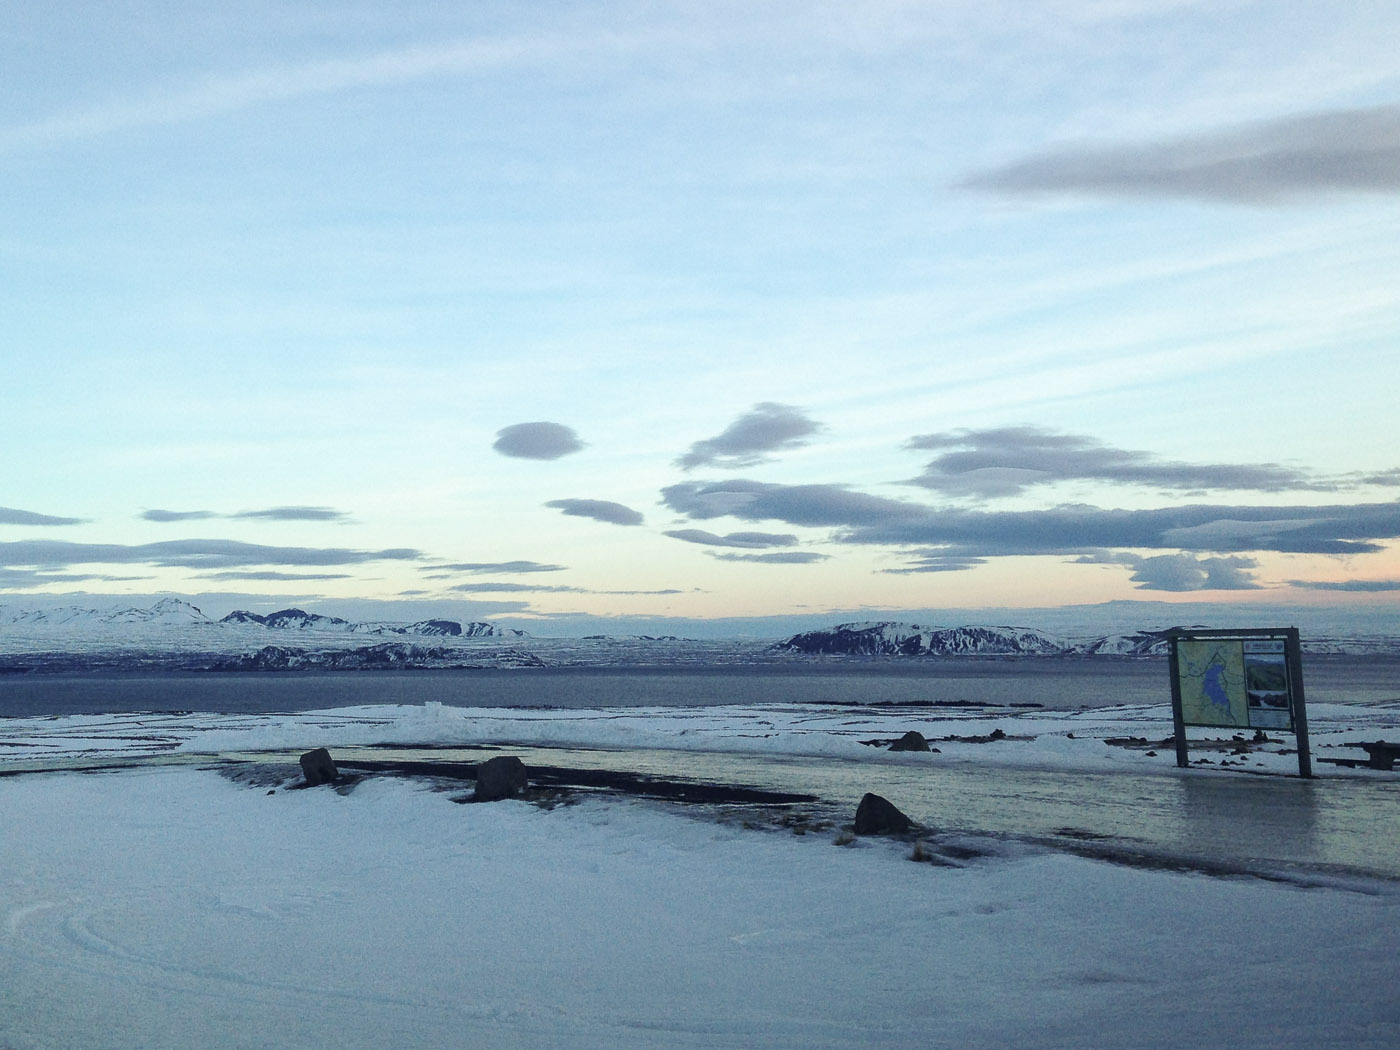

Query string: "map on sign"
[[1175, 638, 1249, 728]]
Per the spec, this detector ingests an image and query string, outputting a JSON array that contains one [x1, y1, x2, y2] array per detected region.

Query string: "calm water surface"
[[1, 657, 1395, 718]]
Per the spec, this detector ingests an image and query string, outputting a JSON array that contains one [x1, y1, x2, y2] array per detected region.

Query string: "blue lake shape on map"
[[1201, 659, 1232, 709]]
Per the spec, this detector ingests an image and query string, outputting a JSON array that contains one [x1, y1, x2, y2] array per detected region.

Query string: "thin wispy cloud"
[[709, 551, 828, 565], [881, 552, 987, 574], [962, 103, 1400, 204], [231, 506, 351, 522], [143, 507, 351, 523], [450, 582, 589, 594], [493, 422, 586, 461], [195, 571, 353, 582], [142, 509, 218, 523], [1289, 579, 1400, 592], [1, 35, 588, 152], [450, 581, 683, 595], [0, 539, 420, 570], [677, 403, 824, 471], [0, 569, 150, 589], [663, 529, 798, 549], [1, 506, 86, 526], [544, 499, 644, 526], [429, 561, 567, 574], [905, 426, 1336, 499]]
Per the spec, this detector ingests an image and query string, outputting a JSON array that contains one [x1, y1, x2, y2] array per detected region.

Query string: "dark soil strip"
[[334, 758, 818, 805]]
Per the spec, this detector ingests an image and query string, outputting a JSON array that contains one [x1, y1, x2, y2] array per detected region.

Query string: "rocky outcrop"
[[474, 756, 528, 801], [888, 731, 932, 752], [854, 793, 913, 835], [299, 748, 339, 786]]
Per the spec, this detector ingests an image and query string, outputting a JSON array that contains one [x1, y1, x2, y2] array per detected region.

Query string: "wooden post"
[[1168, 633, 1189, 768], [1286, 627, 1313, 779]]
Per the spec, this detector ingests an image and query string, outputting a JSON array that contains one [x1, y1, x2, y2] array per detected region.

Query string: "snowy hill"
[[0, 597, 212, 628], [219, 608, 528, 638], [775, 622, 1073, 657]]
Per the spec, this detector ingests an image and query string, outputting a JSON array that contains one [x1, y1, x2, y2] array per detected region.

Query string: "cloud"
[[231, 506, 351, 522], [905, 426, 1333, 498], [663, 529, 798, 549], [677, 403, 824, 471], [0, 506, 86, 526], [195, 571, 354, 582], [143, 506, 351, 523], [428, 561, 568, 574], [493, 422, 585, 460], [0, 539, 421, 570], [662, 480, 926, 528], [961, 103, 1400, 205], [1, 35, 580, 152], [0, 569, 151, 589], [1289, 579, 1400, 592], [544, 499, 644, 526], [1077, 551, 1261, 592], [142, 509, 218, 523], [450, 581, 684, 595], [709, 551, 828, 564], [882, 552, 988, 574], [663, 478, 1400, 557], [450, 582, 588, 594]]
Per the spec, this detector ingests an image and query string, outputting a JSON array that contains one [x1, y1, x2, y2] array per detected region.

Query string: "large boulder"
[[889, 730, 931, 752], [854, 792, 912, 835], [299, 748, 339, 786], [474, 756, 529, 801]]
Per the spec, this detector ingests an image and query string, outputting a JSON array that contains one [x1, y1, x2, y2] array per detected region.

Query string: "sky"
[[2, 1, 1399, 631]]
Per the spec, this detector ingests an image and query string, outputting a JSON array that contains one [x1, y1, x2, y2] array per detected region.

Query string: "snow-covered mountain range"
[[1, 603, 1395, 670], [0, 599, 526, 639], [773, 621, 1173, 657]]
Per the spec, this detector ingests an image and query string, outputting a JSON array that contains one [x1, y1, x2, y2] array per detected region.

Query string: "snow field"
[[2, 765, 1398, 1050]]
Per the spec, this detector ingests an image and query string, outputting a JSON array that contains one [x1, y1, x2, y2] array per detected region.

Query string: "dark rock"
[[475, 756, 528, 801], [854, 792, 912, 835], [299, 748, 339, 786], [889, 730, 931, 752]]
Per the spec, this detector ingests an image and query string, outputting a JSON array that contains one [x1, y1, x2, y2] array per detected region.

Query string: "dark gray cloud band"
[[962, 102, 1400, 204], [661, 479, 1400, 557], [906, 427, 1335, 499], [677, 403, 823, 471], [493, 422, 585, 460]]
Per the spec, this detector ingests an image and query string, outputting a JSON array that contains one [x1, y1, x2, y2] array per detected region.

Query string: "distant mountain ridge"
[[218, 608, 523, 638], [0, 599, 526, 639], [773, 621, 1179, 657], [2, 603, 1393, 659]]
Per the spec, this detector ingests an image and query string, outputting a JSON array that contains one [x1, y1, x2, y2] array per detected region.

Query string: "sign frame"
[[1166, 627, 1312, 778]]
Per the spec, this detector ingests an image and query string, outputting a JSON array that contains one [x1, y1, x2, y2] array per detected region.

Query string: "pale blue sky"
[[3, 1, 1399, 627]]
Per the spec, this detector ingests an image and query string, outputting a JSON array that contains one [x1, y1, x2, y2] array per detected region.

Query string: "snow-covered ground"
[[3, 700, 1399, 1048]]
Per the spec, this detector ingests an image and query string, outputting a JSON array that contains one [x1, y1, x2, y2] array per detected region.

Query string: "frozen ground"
[[3, 700, 1399, 1048]]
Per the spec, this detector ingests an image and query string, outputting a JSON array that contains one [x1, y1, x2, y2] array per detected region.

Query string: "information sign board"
[[1166, 628, 1311, 777]]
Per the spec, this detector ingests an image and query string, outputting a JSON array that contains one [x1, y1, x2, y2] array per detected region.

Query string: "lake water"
[[2, 656, 1396, 718]]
